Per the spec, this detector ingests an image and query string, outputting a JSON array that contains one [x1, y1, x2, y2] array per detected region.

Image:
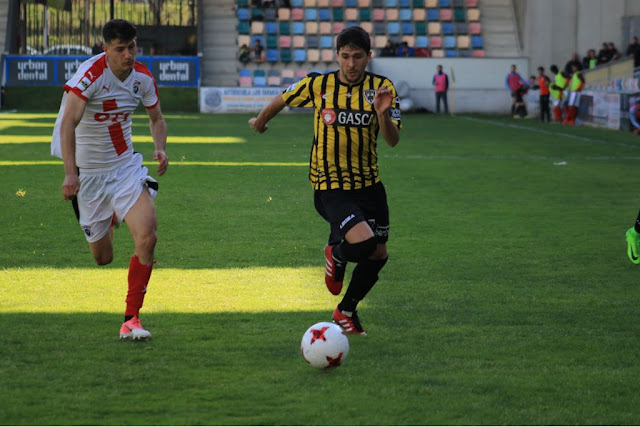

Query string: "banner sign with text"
[[4, 55, 199, 87], [200, 87, 287, 113]]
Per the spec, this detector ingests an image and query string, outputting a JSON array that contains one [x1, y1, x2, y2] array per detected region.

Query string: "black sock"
[[331, 244, 346, 264], [634, 210, 640, 233], [511, 104, 516, 115], [338, 258, 388, 313], [124, 315, 134, 322]]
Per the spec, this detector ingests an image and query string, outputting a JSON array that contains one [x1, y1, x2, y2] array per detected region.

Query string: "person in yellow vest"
[[564, 63, 585, 125], [549, 65, 570, 122]]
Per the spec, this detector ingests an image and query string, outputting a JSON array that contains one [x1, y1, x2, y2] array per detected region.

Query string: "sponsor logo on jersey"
[[390, 108, 401, 121], [79, 77, 92, 90], [340, 214, 356, 230], [83, 226, 92, 237], [323, 109, 375, 127], [363, 89, 376, 105], [285, 82, 298, 93], [133, 80, 141, 94], [321, 108, 337, 125], [321, 92, 332, 100]]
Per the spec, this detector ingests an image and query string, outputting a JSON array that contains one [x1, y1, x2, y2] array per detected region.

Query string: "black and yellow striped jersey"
[[281, 71, 401, 191]]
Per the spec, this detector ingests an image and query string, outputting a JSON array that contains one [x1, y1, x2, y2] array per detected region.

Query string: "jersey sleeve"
[[381, 79, 402, 129], [281, 75, 314, 107], [142, 75, 159, 109]]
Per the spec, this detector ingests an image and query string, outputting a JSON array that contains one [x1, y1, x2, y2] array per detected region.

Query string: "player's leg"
[[76, 173, 116, 265], [443, 93, 449, 114]]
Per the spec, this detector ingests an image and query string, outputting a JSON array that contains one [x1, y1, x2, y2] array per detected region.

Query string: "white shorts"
[[76, 152, 157, 243], [552, 97, 563, 107], [568, 92, 581, 107]]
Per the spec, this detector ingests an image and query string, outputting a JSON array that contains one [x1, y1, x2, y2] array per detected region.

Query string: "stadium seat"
[[279, 36, 292, 48], [347, 21, 359, 28], [239, 76, 252, 87], [251, 35, 264, 45], [399, 0, 410, 6], [345, 8, 357, 20], [415, 35, 428, 48], [359, 8, 371, 21], [425, 0, 437, 6], [291, 0, 303, 6], [296, 69, 308, 79], [429, 35, 442, 48], [279, 21, 291, 35], [321, 49, 334, 62], [318, 0, 330, 5], [399, 9, 411, 21], [293, 22, 305, 34], [345, 0, 357, 6], [278, 8, 291, 20], [237, 35, 250, 47], [267, 70, 281, 86], [264, 8, 277, 21], [237, 0, 249, 6], [469, 22, 482, 34], [280, 48, 292, 62], [266, 35, 278, 49], [373, 22, 386, 34], [443, 36, 456, 48], [331, 0, 344, 5], [372, 0, 384, 6], [358, 0, 371, 6], [454, 8, 466, 22], [402, 35, 415, 46], [415, 21, 427, 35], [307, 35, 320, 48], [455, 22, 468, 34], [472, 49, 485, 57], [304, 0, 317, 5], [361, 22, 373, 33], [440, 9, 453, 21], [251, 21, 264, 34], [239, 68, 251, 78], [265, 22, 277, 34], [332, 8, 344, 20], [237, 8, 249, 20], [320, 35, 333, 48], [385, 0, 398, 7], [442, 23, 454, 35], [293, 35, 306, 47], [251, 8, 264, 20], [413, 9, 426, 21], [471, 35, 483, 48], [238, 21, 250, 34], [387, 22, 400, 35], [319, 8, 331, 20], [467, 8, 480, 21], [333, 22, 346, 34], [386, 8, 399, 21], [458, 49, 472, 57], [431, 49, 444, 57], [445, 49, 458, 57], [415, 48, 430, 57], [428, 22, 441, 35], [426, 9, 439, 21], [465, 0, 478, 6], [374, 35, 387, 48], [305, 8, 317, 20], [307, 49, 320, 62], [373, 8, 385, 20], [266, 49, 278, 62], [254, 75, 267, 86], [401, 22, 413, 35], [306, 22, 319, 33], [412, 0, 424, 5], [438, 0, 450, 6], [452, 0, 464, 5], [294, 48, 307, 62], [291, 8, 304, 20], [319, 22, 332, 34], [281, 69, 295, 79], [253, 69, 266, 77]]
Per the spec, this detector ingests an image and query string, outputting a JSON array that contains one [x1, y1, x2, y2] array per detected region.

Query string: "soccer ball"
[[300, 322, 349, 369]]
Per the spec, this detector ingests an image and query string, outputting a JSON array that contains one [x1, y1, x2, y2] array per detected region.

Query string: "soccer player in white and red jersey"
[[52, 19, 168, 340]]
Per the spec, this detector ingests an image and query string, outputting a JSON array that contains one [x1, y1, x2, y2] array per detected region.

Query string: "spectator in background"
[[238, 43, 251, 64], [91, 40, 103, 55], [549, 65, 566, 122], [396, 41, 414, 57], [252, 38, 264, 62], [380, 40, 396, 57], [630, 98, 640, 135], [505, 64, 528, 118], [564, 62, 585, 125], [432, 65, 449, 115], [537, 66, 551, 123], [626, 36, 640, 67], [608, 42, 620, 61], [564, 52, 583, 75], [597, 42, 611, 65], [582, 49, 598, 69]]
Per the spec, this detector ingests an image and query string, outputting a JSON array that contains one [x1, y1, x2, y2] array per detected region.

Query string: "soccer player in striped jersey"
[[52, 19, 169, 340], [249, 26, 401, 335]]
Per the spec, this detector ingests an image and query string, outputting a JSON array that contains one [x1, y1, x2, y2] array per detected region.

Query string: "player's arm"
[[60, 91, 87, 201], [248, 94, 286, 133], [374, 87, 400, 148], [147, 104, 168, 176]]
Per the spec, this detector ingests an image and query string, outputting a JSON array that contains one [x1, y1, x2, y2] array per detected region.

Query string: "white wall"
[[369, 57, 529, 114]]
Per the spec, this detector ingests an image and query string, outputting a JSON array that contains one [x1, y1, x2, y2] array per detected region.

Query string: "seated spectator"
[[582, 49, 597, 69], [608, 42, 620, 61], [597, 42, 610, 65], [627, 36, 640, 67], [252, 39, 264, 62], [564, 52, 582, 75], [91, 40, 103, 55], [238, 43, 251, 63], [380, 41, 396, 57], [396, 41, 415, 57], [630, 98, 640, 135]]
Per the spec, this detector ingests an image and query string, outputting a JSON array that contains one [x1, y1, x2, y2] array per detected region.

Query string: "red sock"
[[125, 255, 153, 317], [553, 106, 562, 121]]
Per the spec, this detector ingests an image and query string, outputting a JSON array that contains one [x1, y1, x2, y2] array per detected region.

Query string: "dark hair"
[[102, 19, 137, 44], [537, 66, 544, 72], [550, 64, 558, 73], [336, 26, 370, 53]]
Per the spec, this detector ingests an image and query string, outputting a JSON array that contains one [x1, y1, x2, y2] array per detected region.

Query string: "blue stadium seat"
[[458, 49, 472, 57], [455, 22, 468, 34], [237, 8, 249, 20], [442, 23, 455, 35], [305, 8, 317, 20], [373, 22, 386, 34], [452, 0, 464, 6], [292, 22, 305, 35], [254, 76, 267, 87], [387, 22, 400, 34], [401, 22, 413, 35], [415, 21, 427, 35], [266, 49, 279, 62], [265, 22, 278, 34], [294, 49, 307, 62], [345, 0, 357, 6], [443, 36, 456, 48], [251, 35, 264, 45], [471, 35, 483, 48], [237, 21, 250, 34], [253, 69, 266, 77], [415, 36, 429, 48], [426, 9, 439, 21], [307, 35, 320, 48], [279, 21, 291, 34], [439, 0, 451, 6], [280, 48, 292, 62], [398, 0, 410, 6], [319, 8, 331, 20], [372, 0, 384, 6], [266, 35, 278, 48], [291, 0, 303, 6], [282, 77, 296, 86], [320, 35, 333, 48], [346, 21, 359, 28], [264, 8, 277, 21], [445, 49, 458, 57], [385, 0, 398, 6], [251, 8, 264, 20], [399, 9, 412, 21], [239, 69, 252, 78]]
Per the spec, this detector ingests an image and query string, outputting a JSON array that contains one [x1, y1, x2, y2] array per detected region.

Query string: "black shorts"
[[314, 182, 390, 245]]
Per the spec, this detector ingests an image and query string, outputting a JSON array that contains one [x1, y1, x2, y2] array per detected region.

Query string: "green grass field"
[[1, 111, 640, 425]]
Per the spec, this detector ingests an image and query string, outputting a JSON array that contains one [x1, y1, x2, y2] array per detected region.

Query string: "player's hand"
[[374, 87, 394, 113], [249, 117, 269, 133], [153, 150, 169, 176], [62, 174, 80, 201]]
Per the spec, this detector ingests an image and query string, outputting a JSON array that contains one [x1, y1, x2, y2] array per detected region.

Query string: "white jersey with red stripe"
[[51, 52, 159, 169]]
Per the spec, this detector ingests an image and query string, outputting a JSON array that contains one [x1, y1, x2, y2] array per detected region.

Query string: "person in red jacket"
[[505, 64, 528, 118], [537, 66, 551, 122], [432, 65, 449, 115]]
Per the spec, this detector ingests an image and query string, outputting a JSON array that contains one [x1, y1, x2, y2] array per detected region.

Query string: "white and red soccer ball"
[[300, 322, 349, 369]]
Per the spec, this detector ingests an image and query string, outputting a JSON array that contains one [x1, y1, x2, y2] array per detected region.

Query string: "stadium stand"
[[235, 0, 484, 86]]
